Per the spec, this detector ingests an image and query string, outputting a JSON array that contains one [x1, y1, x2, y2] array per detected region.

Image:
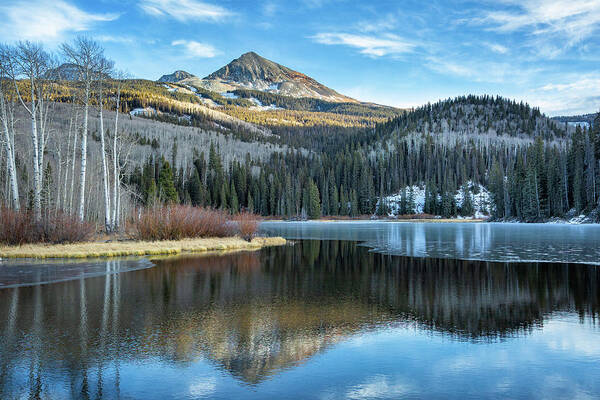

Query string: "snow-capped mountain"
[[160, 51, 357, 103]]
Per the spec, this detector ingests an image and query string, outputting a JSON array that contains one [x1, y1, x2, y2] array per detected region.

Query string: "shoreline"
[[0, 236, 286, 260], [264, 218, 488, 223]]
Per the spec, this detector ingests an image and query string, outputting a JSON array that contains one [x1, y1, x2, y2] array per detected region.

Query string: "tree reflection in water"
[[0, 241, 598, 398]]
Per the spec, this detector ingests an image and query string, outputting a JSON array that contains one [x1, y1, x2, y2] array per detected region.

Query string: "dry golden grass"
[[0, 236, 286, 259]]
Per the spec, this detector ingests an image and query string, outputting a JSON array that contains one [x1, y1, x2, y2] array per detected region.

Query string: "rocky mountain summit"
[[160, 52, 356, 103], [158, 70, 196, 83]]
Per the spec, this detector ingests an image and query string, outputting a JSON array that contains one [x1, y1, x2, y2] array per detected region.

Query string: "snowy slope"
[[378, 182, 492, 218]]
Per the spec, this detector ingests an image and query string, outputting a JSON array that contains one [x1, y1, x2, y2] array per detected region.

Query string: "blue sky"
[[1, 0, 599, 116]]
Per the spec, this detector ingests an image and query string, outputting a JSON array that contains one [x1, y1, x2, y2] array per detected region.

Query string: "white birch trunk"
[[29, 76, 42, 220], [0, 91, 19, 210], [78, 83, 89, 221], [111, 88, 120, 229], [69, 123, 78, 214], [98, 89, 111, 232], [62, 111, 75, 211]]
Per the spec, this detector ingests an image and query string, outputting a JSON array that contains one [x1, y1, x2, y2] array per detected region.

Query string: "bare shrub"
[[133, 205, 232, 241], [37, 212, 95, 244], [234, 212, 259, 241], [0, 208, 35, 245], [0, 208, 94, 245]]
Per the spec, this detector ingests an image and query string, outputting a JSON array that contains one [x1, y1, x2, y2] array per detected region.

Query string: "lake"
[[0, 222, 599, 399]]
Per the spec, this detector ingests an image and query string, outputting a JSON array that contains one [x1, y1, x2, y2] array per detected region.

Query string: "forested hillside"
[[1, 38, 599, 228], [125, 96, 600, 222]]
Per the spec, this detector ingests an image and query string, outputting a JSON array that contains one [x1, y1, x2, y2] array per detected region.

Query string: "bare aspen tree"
[[62, 37, 104, 221], [68, 116, 79, 214], [62, 99, 79, 212], [10, 42, 53, 219], [0, 46, 20, 210], [111, 71, 124, 230], [96, 56, 114, 231]]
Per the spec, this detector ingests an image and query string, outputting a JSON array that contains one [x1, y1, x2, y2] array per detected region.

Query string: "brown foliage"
[[0, 208, 94, 245], [132, 205, 232, 241], [233, 212, 259, 241]]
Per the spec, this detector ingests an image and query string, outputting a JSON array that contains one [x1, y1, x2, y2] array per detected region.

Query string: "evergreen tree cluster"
[[127, 100, 599, 221]]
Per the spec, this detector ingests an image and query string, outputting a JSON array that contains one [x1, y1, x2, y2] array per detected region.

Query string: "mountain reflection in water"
[[0, 241, 599, 399]]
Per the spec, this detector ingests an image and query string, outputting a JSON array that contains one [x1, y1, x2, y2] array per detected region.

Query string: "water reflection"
[[261, 221, 600, 265], [0, 242, 599, 399], [0, 258, 153, 288]]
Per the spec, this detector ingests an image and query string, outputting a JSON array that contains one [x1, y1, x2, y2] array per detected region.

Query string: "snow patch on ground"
[[250, 104, 283, 111], [130, 107, 157, 116], [378, 181, 492, 218], [247, 97, 283, 111], [221, 92, 239, 99]]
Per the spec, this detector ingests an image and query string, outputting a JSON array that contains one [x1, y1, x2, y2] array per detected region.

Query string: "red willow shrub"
[[233, 212, 259, 241], [0, 208, 35, 245], [0, 208, 94, 245], [132, 205, 232, 241], [36, 212, 95, 243]]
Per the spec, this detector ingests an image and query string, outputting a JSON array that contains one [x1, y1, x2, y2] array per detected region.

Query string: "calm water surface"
[[0, 223, 599, 399], [262, 221, 600, 265]]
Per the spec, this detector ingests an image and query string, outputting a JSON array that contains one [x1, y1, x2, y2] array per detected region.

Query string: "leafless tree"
[[62, 37, 104, 221], [96, 56, 114, 231], [0, 45, 20, 210], [9, 42, 55, 219]]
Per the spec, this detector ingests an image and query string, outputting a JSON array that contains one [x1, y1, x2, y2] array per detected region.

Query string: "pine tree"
[[247, 193, 254, 213], [321, 180, 330, 216], [399, 187, 407, 215], [350, 189, 359, 216], [158, 158, 178, 203], [340, 185, 348, 216], [460, 183, 473, 216], [187, 169, 203, 206], [230, 181, 239, 213], [407, 187, 416, 214], [307, 179, 321, 219], [219, 181, 228, 210], [490, 162, 505, 218]]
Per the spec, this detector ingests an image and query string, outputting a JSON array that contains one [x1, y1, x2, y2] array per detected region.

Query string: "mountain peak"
[[202, 52, 355, 103], [239, 51, 261, 59], [158, 70, 195, 83]]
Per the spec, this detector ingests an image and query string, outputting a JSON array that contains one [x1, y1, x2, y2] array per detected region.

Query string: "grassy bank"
[[0, 237, 286, 259]]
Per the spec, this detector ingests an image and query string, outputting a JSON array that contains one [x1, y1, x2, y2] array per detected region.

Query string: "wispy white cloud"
[[96, 35, 134, 44], [483, 42, 509, 54], [517, 73, 600, 115], [356, 14, 398, 33], [425, 55, 540, 85], [311, 33, 416, 57], [474, 0, 600, 48], [96, 35, 157, 45], [0, 0, 117, 42], [171, 40, 218, 58], [140, 0, 232, 22]]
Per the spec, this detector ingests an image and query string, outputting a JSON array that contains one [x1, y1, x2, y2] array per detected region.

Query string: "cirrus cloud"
[[140, 0, 232, 22], [311, 32, 416, 57], [0, 0, 118, 43], [171, 40, 218, 58], [473, 0, 600, 49]]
